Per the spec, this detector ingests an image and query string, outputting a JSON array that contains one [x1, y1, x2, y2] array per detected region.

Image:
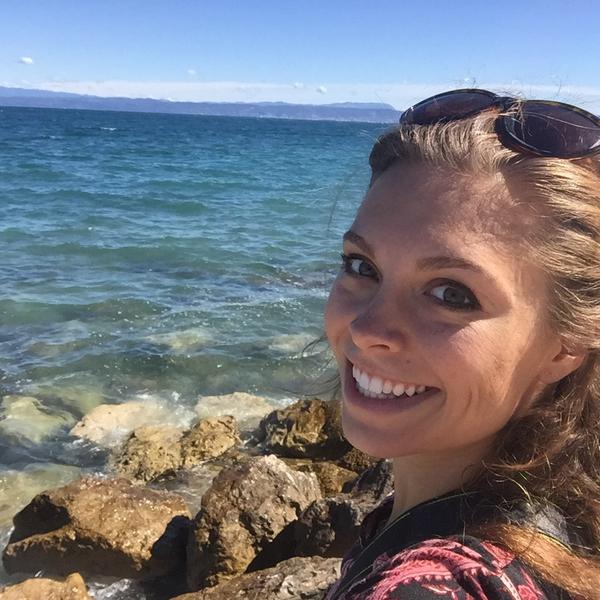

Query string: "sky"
[[1, 0, 600, 111]]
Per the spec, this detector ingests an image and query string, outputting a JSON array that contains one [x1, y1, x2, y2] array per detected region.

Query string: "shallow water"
[[0, 106, 385, 593]]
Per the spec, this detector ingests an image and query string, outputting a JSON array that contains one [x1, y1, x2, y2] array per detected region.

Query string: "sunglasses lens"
[[403, 91, 496, 125], [503, 102, 600, 157]]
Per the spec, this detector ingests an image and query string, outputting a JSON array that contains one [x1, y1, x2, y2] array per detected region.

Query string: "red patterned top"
[[325, 495, 566, 600]]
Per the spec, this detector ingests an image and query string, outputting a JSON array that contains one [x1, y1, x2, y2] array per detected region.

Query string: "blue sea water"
[[0, 106, 387, 592]]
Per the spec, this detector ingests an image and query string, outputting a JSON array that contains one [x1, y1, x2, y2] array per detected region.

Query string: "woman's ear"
[[540, 338, 588, 384]]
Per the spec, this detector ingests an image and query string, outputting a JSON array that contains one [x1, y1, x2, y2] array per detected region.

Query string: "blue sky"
[[2, 0, 599, 111]]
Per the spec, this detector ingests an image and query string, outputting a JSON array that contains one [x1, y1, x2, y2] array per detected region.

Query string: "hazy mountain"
[[0, 86, 401, 123]]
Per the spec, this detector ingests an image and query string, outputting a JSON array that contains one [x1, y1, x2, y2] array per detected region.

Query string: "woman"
[[324, 90, 600, 599]]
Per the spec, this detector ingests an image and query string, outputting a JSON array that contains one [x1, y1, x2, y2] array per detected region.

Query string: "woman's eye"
[[429, 282, 480, 311], [340, 253, 378, 279]]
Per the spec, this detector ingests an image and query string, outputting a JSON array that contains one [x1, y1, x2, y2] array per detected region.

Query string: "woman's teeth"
[[352, 365, 429, 399]]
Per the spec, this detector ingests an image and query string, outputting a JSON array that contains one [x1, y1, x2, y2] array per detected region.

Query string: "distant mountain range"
[[0, 86, 401, 123]]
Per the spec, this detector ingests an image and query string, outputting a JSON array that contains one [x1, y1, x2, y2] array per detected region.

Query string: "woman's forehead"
[[359, 163, 540, 247]]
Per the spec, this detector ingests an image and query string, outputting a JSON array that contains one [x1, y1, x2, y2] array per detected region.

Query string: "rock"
[[251, 460, 392, 569], [180, 416, 240, 468], [3, 477, 191, 580], [69, 400, 183, 447], [114, 425, 184, 483], [0, 463, 81, 529], [27, 375, 106, 414], [195, 392, 273, 430], [0, 572, 91, 599], [173, 556, 341, 599], [337, 447, 379, 474], [186, 454, 321, 590], [0, 395, 75, 444], [292, 459, 393, 558], [293, 462, 357, 496], [146, 326, 213, 352], [258, 399, 350, 459]]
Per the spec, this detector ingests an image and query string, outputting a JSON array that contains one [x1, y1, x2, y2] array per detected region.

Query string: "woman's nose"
[[348, 293, 407, 352]]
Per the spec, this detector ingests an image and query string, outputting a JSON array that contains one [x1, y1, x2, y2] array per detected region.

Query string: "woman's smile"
[[342, 358, 442, 415]]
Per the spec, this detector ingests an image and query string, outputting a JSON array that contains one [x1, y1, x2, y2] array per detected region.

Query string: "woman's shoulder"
[[330, 535, 561, 600]]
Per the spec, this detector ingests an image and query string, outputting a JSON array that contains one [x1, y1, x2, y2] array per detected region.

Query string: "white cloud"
[[316, 85, 327, 94], [187, 69, 196, 76], [19, 56, 34, 65], [3, 79, 600, 112], [293, 82, 304, 89]]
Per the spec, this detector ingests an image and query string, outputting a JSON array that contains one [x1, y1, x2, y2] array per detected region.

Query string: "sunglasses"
[[400, 88, 600, 159]]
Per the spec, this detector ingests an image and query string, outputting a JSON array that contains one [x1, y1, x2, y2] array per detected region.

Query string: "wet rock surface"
[[186, 454, 322, 590], [174, 556, 341, 599], [3, 477, 191, 580], [195, 392, 274, 431], [69, 400, 182, 447], [0, 572, 92, 599]]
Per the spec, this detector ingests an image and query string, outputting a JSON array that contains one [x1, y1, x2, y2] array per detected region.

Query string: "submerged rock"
[[0, 463, 81, 529], [195, 392, 273, 430], [114, 425, 184, 483], [26, 376, 106, 414], [0, 395, 75, 444], [186, 454, 321, 590], [0, 572, 91, 599], [3, 477, 191, 580], [180, 416, 240, 468], [174, 556, 341, 599], [258, 399, 350, 459]]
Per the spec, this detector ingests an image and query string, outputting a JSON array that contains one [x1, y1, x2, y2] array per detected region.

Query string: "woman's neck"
[[387, 440, 491, 525]]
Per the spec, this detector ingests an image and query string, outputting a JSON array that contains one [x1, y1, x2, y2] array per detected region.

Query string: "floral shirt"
[[325, 494, 568, 600]]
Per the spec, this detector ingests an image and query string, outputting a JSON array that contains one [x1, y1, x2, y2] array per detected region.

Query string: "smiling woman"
[[323, 91, 600, 599]]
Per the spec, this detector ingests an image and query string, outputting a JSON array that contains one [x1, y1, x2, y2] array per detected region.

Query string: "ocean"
[[0, 106, 387, 595]]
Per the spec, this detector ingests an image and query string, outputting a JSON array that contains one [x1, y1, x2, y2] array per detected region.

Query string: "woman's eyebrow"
[[416, 255, 485, 276], [342, 230, 374, 254], [343, 229, 486, 276]]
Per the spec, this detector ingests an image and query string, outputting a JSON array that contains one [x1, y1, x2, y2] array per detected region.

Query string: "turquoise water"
[[0, 106, 386, 590]]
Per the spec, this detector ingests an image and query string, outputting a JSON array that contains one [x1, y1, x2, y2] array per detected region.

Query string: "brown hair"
[[368, 110, 600, 597]]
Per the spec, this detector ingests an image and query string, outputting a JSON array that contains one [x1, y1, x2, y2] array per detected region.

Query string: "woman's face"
[[325, 162, 566, 459]]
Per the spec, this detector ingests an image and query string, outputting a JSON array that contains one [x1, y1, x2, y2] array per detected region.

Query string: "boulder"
[[69, 400, 183, 447], [3, 477, 191, 580], [174, 556, 341, 599], [0, 395, 75, 444], [0, 572, 91, 599], [114, 425, 184, 483], [195, 392, 273, 430], [186, 454, 321, 590], [258, 399, 350, 459], [251, 460, 393, 569], [180, 416, 240, 468]]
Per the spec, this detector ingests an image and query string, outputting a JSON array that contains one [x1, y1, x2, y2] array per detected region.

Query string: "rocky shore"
[[0, 397, 392, 599]]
